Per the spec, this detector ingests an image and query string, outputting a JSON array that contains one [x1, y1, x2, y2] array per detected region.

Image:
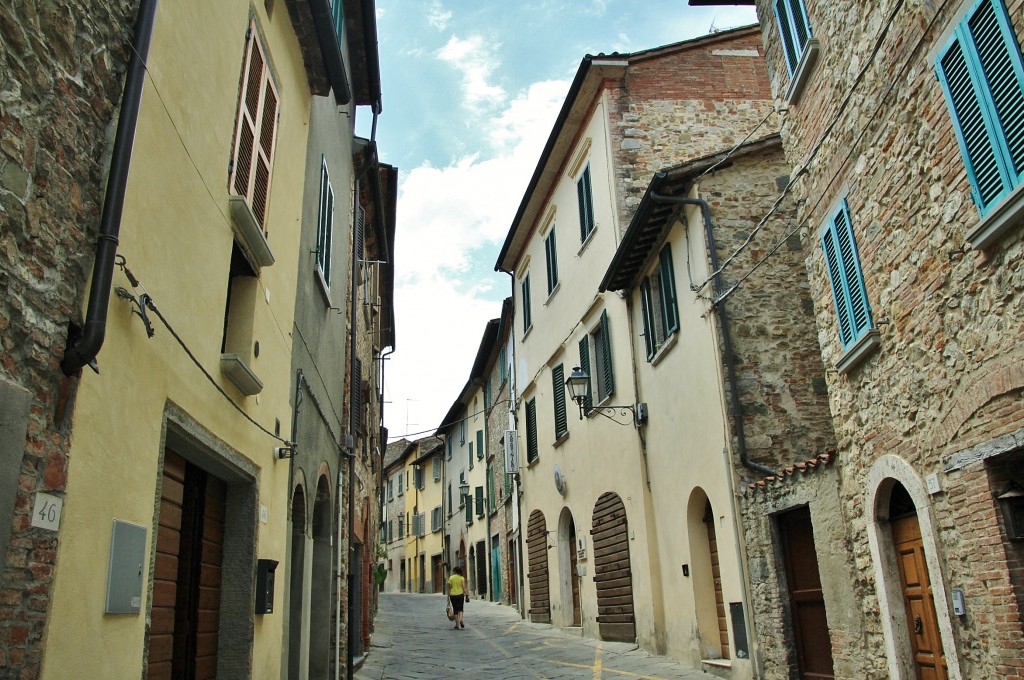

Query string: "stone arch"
[[557, 506, 581, 627], [526, 510, 551, 623], [866, 455, 963, 680], [687, 487, 727, 659], [592, 492, 635, 642]]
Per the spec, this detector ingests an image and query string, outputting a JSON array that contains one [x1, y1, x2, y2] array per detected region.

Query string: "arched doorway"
[[287, 483, 307, 680], [526, 510, 551, 623], [888, 482, 948, 680], [557, 507, 581, 626], [687, 489, 728, 659], [592, 492, 635, 642], [308, 475, 332, 679]]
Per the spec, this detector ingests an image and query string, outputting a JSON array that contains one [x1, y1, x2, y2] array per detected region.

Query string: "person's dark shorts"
[[450, 594, 465, 613]]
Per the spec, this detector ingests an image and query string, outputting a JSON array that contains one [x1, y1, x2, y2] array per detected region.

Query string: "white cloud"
[[427, 1, 452, 30], [436, 35, 506, 113], [383, 79, 567, 440]]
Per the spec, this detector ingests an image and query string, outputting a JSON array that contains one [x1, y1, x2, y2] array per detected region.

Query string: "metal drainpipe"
[[345, 178, 360, 680], [650, 192, 776, 477], [61, 0, 158, 375]]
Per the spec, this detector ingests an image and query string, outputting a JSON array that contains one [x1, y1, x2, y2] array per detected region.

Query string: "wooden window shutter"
[[821, 201, 872, 349], [577, 338, 593, 412], [552, 364, 567, 438], [639, 279, 656, 360], [352, 358, 363, 433], [659, 245, 679, 335], [525, 398, 538, 463], [476, 430, 484, 459], [600, 310, 614, 398], [576, 165, 594, 241], [475, 486, 484, 518], [230, 24, 279, 230], [465, 496, 473, 524]]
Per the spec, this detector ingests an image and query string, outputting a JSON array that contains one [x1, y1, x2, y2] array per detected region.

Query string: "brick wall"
[[0, 1, 134, 675], [753, 0, 1024, 676]]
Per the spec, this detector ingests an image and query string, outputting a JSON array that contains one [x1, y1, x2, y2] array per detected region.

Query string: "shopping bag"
[[446, 599, 455, 621]]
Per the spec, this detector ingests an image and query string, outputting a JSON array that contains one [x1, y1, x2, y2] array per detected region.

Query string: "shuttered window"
[[316, 156, 334, 285], [487, 465, 496, 512], [476, 430, 484, 460], [639, 245, 680, 360], [577, 165, 595, 241], [544, 229, 559, 294], [432, 456, 442, 481], [821, 200, 873, 349], [552, 364, 567, 438], [936, 0, 1024, 214], [465, 496, 473, 524], [230, 23, 279, 230], [525, 398, 538, 463], [773, 0, 813, 75], [475, 486, 485, 518], [522, 274, 533, 333], [577, 339, 593, 414], [351, 358, 363, 433], [591, 310, 615, 401]]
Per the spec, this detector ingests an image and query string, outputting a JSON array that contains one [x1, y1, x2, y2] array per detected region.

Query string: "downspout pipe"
[[61, 0, 158, 376], [650, 192, 776, 478]]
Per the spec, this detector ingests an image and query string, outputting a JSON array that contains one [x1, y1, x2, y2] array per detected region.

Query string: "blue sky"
[[358, 1, 759, 440]]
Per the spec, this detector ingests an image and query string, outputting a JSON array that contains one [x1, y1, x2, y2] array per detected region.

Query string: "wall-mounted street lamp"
[[459, 479, 470, 500], [564, 367, 648, 426]]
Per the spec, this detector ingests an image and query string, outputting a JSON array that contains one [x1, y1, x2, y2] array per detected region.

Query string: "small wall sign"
[[31, 493, 63, 531]]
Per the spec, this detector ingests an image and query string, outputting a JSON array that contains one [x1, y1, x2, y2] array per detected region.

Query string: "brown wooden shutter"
[[526, 510, 551, 623], [591, 492, 635, 642]]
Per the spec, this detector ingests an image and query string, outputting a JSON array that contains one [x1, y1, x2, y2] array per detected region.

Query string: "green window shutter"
[[525, 398, 538, 463], [465, 497, 473, 524], [659, 245, 679, 334], [552, 364, 567, 438], [600, 309, 614, 397], [522, 275, 532, 332], [544, 229, 559, 294], [821, 200, 873, 348], [475, 486, 484, 518], [773, 0, 812, 74], [936, 0, 1024, 213], [468, 441, 474, 470], [476, 430, 484, 459], [577, 338, 593, 412], [487, 465, 496, 511], [576, 165, 594, 241]]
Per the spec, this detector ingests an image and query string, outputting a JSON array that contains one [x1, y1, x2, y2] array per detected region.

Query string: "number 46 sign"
[[31, 493, 64, 532]]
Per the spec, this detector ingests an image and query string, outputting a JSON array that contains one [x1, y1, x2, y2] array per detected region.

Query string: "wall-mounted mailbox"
[[105, 520, 146, 615], [255, 558, 279, 615]]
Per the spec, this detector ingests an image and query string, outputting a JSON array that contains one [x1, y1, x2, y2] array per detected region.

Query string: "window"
[[544, 228, 559, 294], [387, 477, 393, 501], [387, 520, 393, 543], [465, 496, 473, 524], [821, 200, 873, 349], [589, 310, 615, 402], [499, 345, 507, 383], [525, 398, 538, 464], [577, 165, 595, 241], [315, 156, 334, 286], [397, 473, 403, 496], [487, 465, 496, 513], [446, 436, 452, 461], [484, 377, 491, 410], [577, 338, 593, 415], [230, 23, 279, 230], [522, 274, 533, 333], [475, 486, 485, 518], [640, 244, 680, 360], [460, 417, 466, 444], [397, 515, 405, 539], [329, 0, 344, 47], [774, 0, 813, 75], [476, 430, 484, 460], [431, 506, 443, 532], [552, 364, 567, 438], [432, 456, 441, 481], [414, 465, 424, 490], [937, 0, 1024, 216], [447, 482, 453, 516], [468, 441, 474, 470]]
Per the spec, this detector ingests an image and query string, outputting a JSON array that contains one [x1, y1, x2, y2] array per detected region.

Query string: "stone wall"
[[608, 27, 777, 231], [0, 1, 134, 674], [753, 0, 1024, 677], [484, 348, 512, 605]]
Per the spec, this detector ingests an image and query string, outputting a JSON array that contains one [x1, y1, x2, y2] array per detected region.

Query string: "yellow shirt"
[[448, 573, 466, 596]]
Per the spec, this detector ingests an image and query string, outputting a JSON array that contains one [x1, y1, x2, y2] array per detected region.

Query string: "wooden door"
[[592, 493, 635, 642], [892, 515, 948, 680], [507, 538, 518, 605], [433, 555, 444, 594], [704, 503, 730, 659], [779, 506, 834, 679], [149, 449, 225, 680], [569, 524, 581, 625], [527, 511, 551, 623]]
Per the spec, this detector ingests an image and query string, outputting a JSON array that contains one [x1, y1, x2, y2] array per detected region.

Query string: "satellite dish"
[[553, 464, 567, 496]]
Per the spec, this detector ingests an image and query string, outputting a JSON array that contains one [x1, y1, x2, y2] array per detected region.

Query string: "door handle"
[[914, 615, 923, 635]]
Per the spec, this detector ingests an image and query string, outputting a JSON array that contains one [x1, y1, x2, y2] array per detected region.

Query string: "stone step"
[[700, 658, 732, 679]]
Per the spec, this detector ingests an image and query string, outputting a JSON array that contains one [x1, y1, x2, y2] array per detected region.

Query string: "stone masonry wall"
[[1, 2, 134, 675], [608, 27, 777, 232], [484, 353, 512, 605], [755, 0, 1024, 677]]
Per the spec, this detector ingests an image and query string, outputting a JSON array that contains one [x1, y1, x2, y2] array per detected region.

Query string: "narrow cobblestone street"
[[357, 593, 711, 680]]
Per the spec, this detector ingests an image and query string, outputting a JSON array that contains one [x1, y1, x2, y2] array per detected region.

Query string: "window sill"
[[526, 456, 540, 469], [545, 281, 561, 304], [220, 353, 263, 395], [967, 181, 1024, 250], [784, 38, 819, 106], [228, 195, 275, 267], [552, 431, 570, 448], [523, 325, 533, 341], [649, 332, 678, 366], [835, 328, 881, 375], [578, 227, 597, 256], [315, 267, 334, 307]]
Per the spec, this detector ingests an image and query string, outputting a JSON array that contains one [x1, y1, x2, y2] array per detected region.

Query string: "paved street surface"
[[357, 593, 711, 679]]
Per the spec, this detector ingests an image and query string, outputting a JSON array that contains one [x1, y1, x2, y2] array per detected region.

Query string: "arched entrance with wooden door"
[[591, 492, 635, 642], [287, 482, 307, 680], [687, 489, 728, 660], [526, 510, 551, 623], [557, 507, 581, 627], [309, 475, 332, 679]]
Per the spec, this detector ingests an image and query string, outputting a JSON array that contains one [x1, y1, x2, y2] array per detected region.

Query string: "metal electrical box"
[[729, 602, 750, 659], [255, 558, 279, 614], [105, 520, 147, 614]]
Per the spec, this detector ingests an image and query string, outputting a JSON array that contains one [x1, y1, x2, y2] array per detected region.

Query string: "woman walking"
[[447, 566, 468, 629]]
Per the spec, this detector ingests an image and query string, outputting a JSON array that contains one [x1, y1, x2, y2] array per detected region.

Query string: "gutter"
[[61, 0, 158, 376], [309, 0, 352, 104]]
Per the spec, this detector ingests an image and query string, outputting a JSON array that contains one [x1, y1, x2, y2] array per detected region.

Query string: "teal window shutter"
[[821, 200, 873, 349], [659, 245, 679, 335], [773, 0, 813, 74], [468, 441, 474, 470], [936, 0, 1024, 213], [522, 275, 532, 332], [577, 165, 595, 241], [552, 364, 567, 438], [465, 497, 473, 524], [577, 338, 593, 412], [600, 309, 614, 398], [475, 486, 484, 518], [640, 279, 656, 360], [525, 398, 538, 463], [476, 430, 484, 459], [544, 229, 559, 294]]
